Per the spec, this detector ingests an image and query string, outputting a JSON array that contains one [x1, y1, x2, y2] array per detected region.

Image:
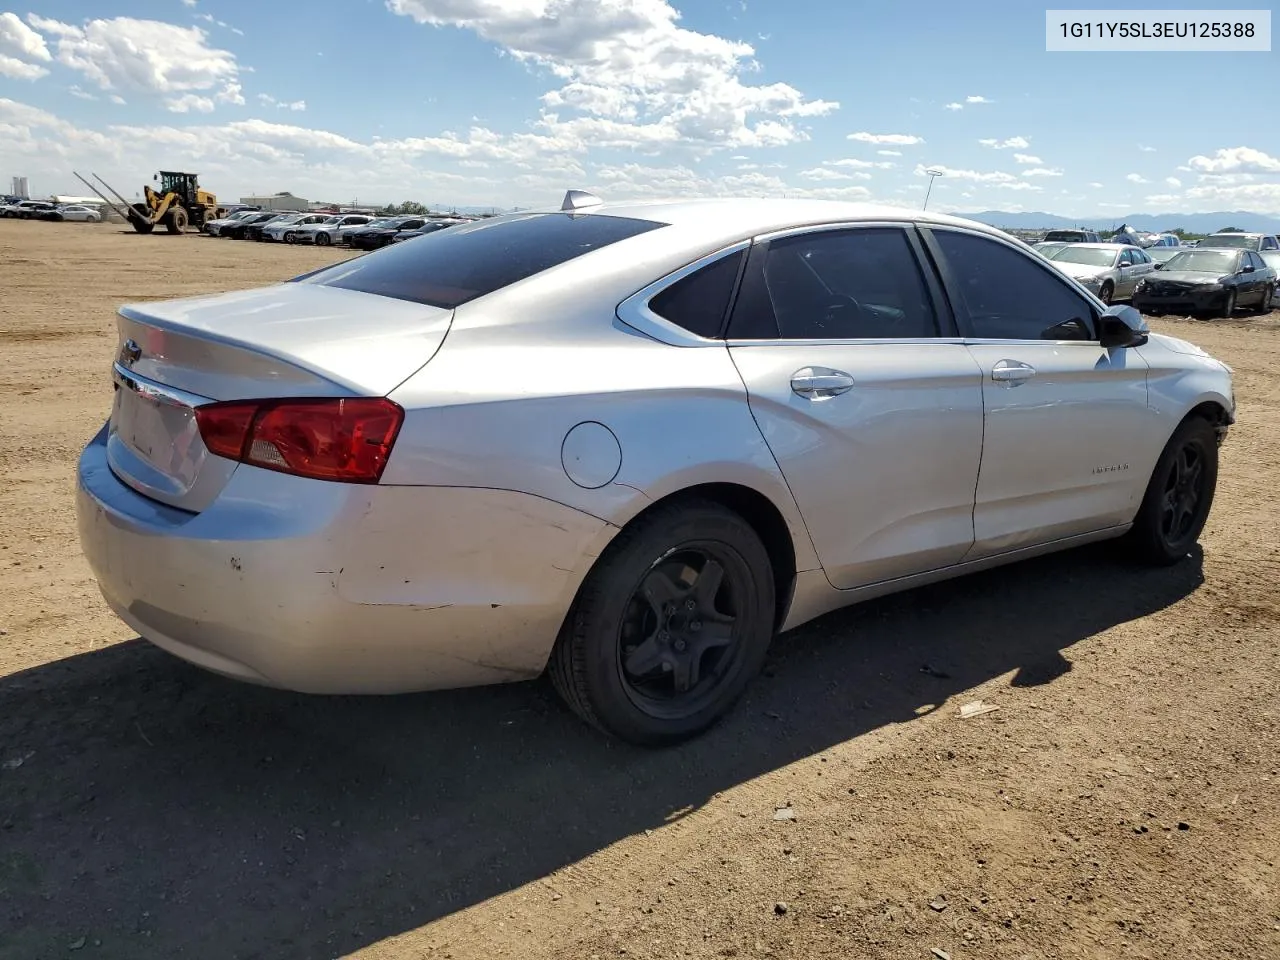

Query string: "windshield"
[[1198, 233, 1254, 249], [272, 214, 304, 225], [1163, 250, 1237, 274], [1044, 231, 1087, 242], [1049, 247, 1117, 268], [1148, 248, 1182, 262]]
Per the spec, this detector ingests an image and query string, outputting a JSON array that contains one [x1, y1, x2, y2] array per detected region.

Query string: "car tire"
[[1125, 416, 1218, 566], [1220, 289, 1236, 318], [315, 232, 332, 247], [1255, 284, 1275, 314], [549, 499, 776, 746], [1098, 281, 1114, 305]]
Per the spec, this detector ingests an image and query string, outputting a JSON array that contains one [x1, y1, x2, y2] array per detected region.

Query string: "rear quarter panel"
[[384, 315, 822, 574]]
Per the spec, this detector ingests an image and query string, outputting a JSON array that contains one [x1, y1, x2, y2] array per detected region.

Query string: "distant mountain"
[[957, 210, 1280, 235]]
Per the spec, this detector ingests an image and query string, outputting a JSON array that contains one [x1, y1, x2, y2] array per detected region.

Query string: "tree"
[[1218, 226, 1244, 233]]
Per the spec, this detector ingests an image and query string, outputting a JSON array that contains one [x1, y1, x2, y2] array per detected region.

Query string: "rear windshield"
[[1197, 233, 1255, 249], [295, 212, 667, 309]]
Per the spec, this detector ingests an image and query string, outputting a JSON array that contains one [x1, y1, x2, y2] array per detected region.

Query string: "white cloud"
[[387, 0, 838, 152], [828, 158, 895, 169], [258, 93, 307, 111], [1012, 153, 1041, 165], [1021, 167, 1062, 177], [25, 14, 242, 109], [1138, 144, 1156, 152], [0, 53, 46, 79], [0, 11, 52, 78], [181, 0, 197, 6], [1165, 176, 1182, 187], [0, 11, 51, 60], [965, 95, 990, 103], [1089, 182, 1103, 188], [68, 84, 96, 100], [1126, 173, 1148, 184], [978, 136, 1029, 149], [914, 163, 1017, 184], [944, 102, 962, 111], [876, 149, 901, 157], [848, 131, 923, 145], [1187, 146, 1280, 175], [799, 167, 870, 182], [165, 93, 215, 113]]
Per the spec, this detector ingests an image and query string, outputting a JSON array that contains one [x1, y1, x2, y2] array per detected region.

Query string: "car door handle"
[[991, 359, 1037, 383], [791, 367, 855, 399]]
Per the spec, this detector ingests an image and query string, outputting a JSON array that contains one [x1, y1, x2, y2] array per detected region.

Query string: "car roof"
[[1057, 242, 1128, 249], [511, 197, 1023, 257]]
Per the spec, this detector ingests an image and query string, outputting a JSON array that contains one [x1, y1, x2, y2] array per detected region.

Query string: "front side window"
[[729, 227, 939, 340], [932, 229, 1098, 341]]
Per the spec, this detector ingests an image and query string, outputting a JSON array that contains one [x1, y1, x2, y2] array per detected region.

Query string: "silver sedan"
[[76, 195, 1235, 744], [1044, 242, 1155, 304]]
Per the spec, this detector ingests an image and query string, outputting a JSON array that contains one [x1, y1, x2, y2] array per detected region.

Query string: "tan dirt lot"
[[1, 219, 1277, 960]]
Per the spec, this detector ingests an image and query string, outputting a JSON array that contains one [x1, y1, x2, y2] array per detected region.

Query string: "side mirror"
[[1097, 304, 1149, 349], [1241, 263, 1255, 273], [1154, 262, 1164, 270]]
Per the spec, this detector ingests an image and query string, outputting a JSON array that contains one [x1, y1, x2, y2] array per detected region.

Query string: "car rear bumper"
[[75, 424, 609, 693]]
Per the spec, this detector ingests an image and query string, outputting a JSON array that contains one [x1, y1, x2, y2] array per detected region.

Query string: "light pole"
[[922, 168, 944, 211]]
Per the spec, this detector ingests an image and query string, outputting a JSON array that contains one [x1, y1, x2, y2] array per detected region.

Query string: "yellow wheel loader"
[[73, 170, 227, 234]]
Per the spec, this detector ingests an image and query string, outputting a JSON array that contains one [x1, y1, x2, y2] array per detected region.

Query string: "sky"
[[0, 0, 1277, 214]]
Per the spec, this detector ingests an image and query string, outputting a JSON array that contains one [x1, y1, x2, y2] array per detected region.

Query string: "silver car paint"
[[75, 198, 1236, 693]]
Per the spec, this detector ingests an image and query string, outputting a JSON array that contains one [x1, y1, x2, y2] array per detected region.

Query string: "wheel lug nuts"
[[658, 631, 669, 642], [674, 639, 687, 652], [685, 598, 697, 610]]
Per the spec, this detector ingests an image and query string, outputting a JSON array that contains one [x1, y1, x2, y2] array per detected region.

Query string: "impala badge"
[[118, 338, 142, 367]]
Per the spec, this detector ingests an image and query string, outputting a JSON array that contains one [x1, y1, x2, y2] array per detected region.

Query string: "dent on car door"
[[725, 225, 984, 590], [921, 227, 1153, 558]]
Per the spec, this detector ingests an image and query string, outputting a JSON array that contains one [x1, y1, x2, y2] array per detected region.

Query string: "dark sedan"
[[348, 217, 429, 250], [1132, 248, 1276, 317], [389, 218, 468, 243], [222, 212, 291, 240]]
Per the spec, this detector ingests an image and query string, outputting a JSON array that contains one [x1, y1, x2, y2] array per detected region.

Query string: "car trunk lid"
[[107, 282, 452, 511]]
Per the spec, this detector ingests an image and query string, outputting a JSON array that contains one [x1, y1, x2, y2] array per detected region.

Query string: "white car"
[[258, 213, 331, 243], [56, 204, 103, 223], [290, 214, 374, 246], [75, 194, 1235, 745], [203, 210, 260, 236]]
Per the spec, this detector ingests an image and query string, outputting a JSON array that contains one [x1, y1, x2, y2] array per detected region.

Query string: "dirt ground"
[[1, 219, 1277, 960]]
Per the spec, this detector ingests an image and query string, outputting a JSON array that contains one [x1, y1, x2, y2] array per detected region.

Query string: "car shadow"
[[0, 542, 1204, 959]]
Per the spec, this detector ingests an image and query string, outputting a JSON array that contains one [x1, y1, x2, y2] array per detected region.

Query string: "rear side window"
[[297, 212, 667, 309], [647, 249, 744, 338]]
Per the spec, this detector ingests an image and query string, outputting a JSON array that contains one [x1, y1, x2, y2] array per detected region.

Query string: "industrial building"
[[11, 176, 29, 198], [237, 191, 309, 212]]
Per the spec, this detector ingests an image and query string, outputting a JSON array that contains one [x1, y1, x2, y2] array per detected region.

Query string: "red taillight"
[[194, 397, 404, 483]]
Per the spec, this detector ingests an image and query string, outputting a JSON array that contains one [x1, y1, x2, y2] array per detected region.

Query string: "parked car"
[[254, 213, 330, 242], [1031, 241, 1069, 259], [75, 195, 1235, 745], [1196, 231, 1280, 253], [1261, 252, 1280, 309], [332, 216, 393, 245], [1043, 228, 1102, 243], [347, 216, 430, 250], [223, 212, 292, 240], [291, 214, 375, 246], [1146, 247, 1184, 265], [4, 200, 59, 219], [204, 210, 260, 236], [389, 218, 467, 243], [1044, 242, 1155, 304], [1132, 247, 1276, 317], [55, 204, 103, 223]]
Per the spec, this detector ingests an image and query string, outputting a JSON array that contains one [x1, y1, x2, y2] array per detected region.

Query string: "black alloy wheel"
[[550, 500, 776, 745], [1126, 416, 1218, 565]]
